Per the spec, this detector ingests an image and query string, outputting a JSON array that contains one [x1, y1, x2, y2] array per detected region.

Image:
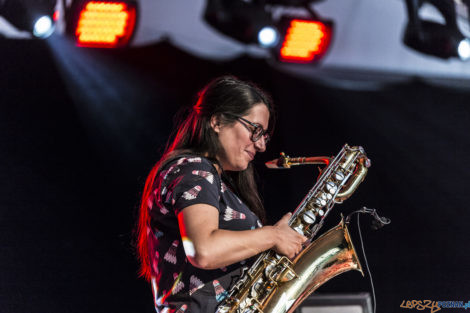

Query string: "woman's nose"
[[254, 136, 267, 152]]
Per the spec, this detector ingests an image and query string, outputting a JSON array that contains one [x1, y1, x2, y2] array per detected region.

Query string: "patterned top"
[[147, 155, 262, 312]]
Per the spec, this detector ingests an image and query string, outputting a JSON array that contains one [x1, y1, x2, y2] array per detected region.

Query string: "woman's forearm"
[[189, 226, 276, 269], [179, 204, 305, 269]]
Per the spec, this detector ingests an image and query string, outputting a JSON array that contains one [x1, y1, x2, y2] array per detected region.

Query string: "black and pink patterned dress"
[[147, 155, 262, 313]]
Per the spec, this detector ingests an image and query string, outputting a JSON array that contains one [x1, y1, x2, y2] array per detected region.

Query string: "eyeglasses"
[[234, 116, 270, 144]]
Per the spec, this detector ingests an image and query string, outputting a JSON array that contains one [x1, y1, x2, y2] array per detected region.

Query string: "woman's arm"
[[178, 203, 307, 270]]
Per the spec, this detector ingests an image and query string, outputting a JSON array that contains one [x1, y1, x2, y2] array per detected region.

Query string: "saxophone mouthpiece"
[[265, 152, 290, 169], [265, 159, 284, 169]]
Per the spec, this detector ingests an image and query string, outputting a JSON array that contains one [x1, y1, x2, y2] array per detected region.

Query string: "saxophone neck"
[[265, 152, 331, 169]]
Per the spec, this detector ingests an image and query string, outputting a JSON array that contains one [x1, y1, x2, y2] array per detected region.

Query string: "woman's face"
[[213, 103, 270, 172]]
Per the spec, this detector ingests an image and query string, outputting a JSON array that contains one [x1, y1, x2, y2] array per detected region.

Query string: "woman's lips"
[[246, 151, 255, 160]]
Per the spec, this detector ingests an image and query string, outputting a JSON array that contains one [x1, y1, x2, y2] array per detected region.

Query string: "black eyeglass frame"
[[232, 115, 271, 144]]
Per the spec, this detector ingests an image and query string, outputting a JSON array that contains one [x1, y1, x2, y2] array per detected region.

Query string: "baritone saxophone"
[[217, 144, 371, 313]]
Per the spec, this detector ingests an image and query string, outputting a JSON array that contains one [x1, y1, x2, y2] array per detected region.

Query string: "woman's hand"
[[271, 213, 308, 259]]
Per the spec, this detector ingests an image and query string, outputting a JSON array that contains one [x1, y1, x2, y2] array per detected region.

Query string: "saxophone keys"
[[264, 261, 276, 278], [315, 197, 327, 207], [302, 210, 316, 224], [250, 279, 264, 298], [290, 218, 305, 235], [293, 225, 305, 235], [314, 192, 330, 206], [335, 171, 345, 181], [279, 269, 297, 282], [326, 181, 338, 194], [277, 258, 297, 282]]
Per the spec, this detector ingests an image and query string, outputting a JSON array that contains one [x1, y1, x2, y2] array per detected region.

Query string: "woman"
[[135, 76, 306, 313]]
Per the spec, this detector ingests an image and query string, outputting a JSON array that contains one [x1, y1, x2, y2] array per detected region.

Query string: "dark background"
[[1, 34, 470, 313]]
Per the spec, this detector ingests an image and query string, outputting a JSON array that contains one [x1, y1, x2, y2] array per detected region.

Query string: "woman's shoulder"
[[169, 154, 215, 169], [162, 154, 219, 179]]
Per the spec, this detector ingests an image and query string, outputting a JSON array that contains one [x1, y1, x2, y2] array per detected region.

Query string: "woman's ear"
[[210, 115, 221, 133]]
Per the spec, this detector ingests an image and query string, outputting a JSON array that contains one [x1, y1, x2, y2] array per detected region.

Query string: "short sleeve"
[[163, 157, 221, 215]]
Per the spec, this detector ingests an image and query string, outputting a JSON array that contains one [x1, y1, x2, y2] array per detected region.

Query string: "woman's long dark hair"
[[136, 76, 275, 281]]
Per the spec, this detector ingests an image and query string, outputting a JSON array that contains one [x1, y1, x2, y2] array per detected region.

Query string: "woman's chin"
[[225, 163, 249, 172], [240, 162, 250, 171]]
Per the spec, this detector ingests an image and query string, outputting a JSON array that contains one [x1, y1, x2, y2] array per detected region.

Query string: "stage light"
[[204, 0, 334, 63], [204, 0, 273, 45], [74, 1, 136, 48], [33, 15, 53, 38], [53, 10, 60, 22], [403, 0, 470, 60], [0, 0, 56, 38], [403, 20, 469, 60], [258, 26, 279, 48], [278, 19, 333, 63], [457, 38, 470, 60]]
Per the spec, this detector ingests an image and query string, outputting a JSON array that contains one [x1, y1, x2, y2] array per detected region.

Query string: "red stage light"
[[53, 10, 60, 22], [280, 19, 332, 62], [75, 1, 136, 48]]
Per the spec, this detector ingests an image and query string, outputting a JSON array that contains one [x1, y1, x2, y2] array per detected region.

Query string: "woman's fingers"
[[272, 213, 309, 258]]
